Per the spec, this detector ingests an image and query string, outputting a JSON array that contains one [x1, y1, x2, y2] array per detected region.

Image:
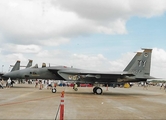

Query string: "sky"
[[0, 0, 166, 78]]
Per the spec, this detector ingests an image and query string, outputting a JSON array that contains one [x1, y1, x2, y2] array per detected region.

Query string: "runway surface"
[[0, 83, 166, 119]]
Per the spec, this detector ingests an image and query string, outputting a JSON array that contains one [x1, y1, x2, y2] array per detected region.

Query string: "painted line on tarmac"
[[0, 95, 58, 107]]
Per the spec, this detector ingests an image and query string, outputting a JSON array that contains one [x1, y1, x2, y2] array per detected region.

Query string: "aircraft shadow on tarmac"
[[56, 91, 157, 97]]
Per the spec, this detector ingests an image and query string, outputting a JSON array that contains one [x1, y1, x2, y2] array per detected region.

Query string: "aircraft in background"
[[25, 60, 33, 68], [2, 60, 33, 80], [0, 60, 20, 80], [10, 60, 21, 72], [9, 59, 33, 69], [3, 49, 155, 94]]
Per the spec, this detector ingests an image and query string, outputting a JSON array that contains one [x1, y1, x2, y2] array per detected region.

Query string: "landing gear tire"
[[93, 87, 103, 95], [96, 87, 102, 95], [93, 87, 99, 93], [52, 88, 56, 93]]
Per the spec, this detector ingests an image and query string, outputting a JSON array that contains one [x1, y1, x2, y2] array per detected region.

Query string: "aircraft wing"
[[58, 70, 134, 76], [48, 67, 134, 76], [50, 68, 134, 82]]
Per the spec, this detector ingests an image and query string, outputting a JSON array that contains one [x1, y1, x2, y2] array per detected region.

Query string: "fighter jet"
[[1, 60, 20, 80], [2, 60, 33, 80], [3, 49, 154, 94]]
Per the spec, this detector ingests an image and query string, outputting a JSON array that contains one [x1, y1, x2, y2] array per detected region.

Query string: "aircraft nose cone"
[[3, 72, 15, 79], [2, 73, 9, 77], [3, 70, 21, 79]]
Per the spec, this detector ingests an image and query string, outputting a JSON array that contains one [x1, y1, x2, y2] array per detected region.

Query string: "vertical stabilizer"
[[32, 64, 38, 68], [26, 60, 33, 68], [128, 49, 152, 78], [124, 52, 142, 71], [11, 60, 20, 72], [42, 63, 46, 68]]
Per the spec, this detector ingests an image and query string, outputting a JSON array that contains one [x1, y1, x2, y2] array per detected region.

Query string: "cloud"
[[55, 0, 166, 19], [129, 0, 166, 17], [54, 0, 166, 34], [70, 54, 109, 69], [4, 53, 27, 63], [40, 38, 70, 46], [1, 44, 41, 54], [151, 48, 166, 78], [0, 0, 166, 47], [0, 0, 83, 45]]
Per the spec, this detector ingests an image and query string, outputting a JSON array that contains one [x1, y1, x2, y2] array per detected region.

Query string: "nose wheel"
[[93, 87, 103, 95], [52, 88, 56, 93]]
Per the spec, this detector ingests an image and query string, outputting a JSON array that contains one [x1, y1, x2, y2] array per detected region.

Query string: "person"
[[47, 80, 52, 89], [163, 82, 166, 90], [0, 80, 3, 89], [39, 80, 42, 90], [160, 82, 163, 90], [35, 79, 38, 88], [7, 78, 11, 88], [143, 82, 148, 90], [54, 82, 56, 88], [41, 80, 44, 89], [11, 80, 15, 87]]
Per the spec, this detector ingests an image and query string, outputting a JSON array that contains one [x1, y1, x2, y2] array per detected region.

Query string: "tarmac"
[[0, 83, 166, 120]]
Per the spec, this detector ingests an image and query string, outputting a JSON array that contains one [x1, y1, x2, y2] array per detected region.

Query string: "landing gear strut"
[[93, 86, 103, 95], [73, 87, 78, 91], [73, 83, 78, 91]]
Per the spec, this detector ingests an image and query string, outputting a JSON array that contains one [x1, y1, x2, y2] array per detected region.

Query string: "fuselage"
[[2, 66, 148, 83], [3, 66, 65, 80]]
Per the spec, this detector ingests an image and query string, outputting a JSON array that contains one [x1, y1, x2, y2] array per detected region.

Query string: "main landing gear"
[[73, 87, 78, 91], [93, 86, 103, 95], [73, 83, 78, 91]]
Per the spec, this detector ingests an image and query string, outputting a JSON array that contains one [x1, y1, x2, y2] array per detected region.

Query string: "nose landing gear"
[[93, 86, 103, 95]]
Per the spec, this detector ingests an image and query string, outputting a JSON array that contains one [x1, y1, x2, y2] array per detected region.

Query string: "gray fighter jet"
[[0, 60, 20, 80], [2, 60, 33, 80], [3, 49, 154, 94]]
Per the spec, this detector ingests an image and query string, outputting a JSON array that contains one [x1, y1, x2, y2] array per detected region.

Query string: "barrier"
[[60, 91, 64, 120]]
